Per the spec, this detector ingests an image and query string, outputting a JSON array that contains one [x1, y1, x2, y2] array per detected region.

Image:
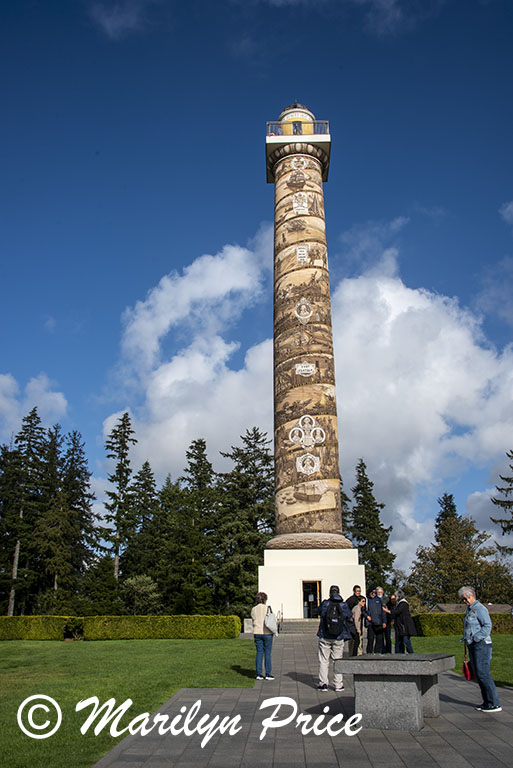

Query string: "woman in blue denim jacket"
[[458, 586, 501, 713]]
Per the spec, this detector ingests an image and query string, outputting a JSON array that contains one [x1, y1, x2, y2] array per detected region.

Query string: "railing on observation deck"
[[266, 120, 329, 137]]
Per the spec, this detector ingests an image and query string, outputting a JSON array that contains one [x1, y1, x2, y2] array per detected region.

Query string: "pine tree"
[[0, 443, 24, 614], [9, 407, 47, 614], [176, 438, 217, 613], [104, 412, 137, 581], [213, 427, 275, 616], [406, 493, 508, 606], [434, 492, 458, 539], [346, 458, 395, 590], [120, 460, 159, 578], [490, 448, 513, 555], [62, 430, 98, 580]]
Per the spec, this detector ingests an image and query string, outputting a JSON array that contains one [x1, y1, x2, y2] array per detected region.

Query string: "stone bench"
[[334, 653, 455, 731]]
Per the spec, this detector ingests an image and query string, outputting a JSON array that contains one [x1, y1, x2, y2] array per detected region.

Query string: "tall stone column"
[[265, 104, 351, 550]]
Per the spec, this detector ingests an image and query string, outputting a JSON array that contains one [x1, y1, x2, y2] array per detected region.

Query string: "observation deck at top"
[[265, 104, 331, 182]]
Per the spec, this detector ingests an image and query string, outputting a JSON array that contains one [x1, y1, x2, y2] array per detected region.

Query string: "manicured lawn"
[[1, 638, 255, 768], [412, 635, 513, 687], [2, 635, 511, 768]]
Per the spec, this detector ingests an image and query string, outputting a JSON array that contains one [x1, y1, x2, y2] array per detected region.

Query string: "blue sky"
[[2, 0, 513, 567]]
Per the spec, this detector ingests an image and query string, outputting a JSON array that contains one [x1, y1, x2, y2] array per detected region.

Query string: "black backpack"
[[325, 600, 343, 636]]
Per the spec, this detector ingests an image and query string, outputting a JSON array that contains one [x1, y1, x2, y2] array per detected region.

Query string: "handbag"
[[462, 642, 473, 680], [264, 605, 278, 635]]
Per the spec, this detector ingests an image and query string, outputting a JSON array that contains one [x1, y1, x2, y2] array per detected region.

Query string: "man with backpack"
[[313, 585, 354, 692]]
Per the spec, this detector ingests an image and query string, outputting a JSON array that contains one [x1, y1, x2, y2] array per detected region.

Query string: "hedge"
[[413, 612, 512, 636], [82, 615, 241, 640], [0, 616, 71, 641], [0, 614, 241, 641]]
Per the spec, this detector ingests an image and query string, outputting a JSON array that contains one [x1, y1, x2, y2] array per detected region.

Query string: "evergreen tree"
[[346, 458, 395, 589], [121, 574, 163, 615], [176, 438, 217, 613], [152, 440, 217, 614], [0, 444, 24, 614], [62, 430, 98, 580], [213, 427, 275, 616], [73, 555, 125, 615], [120, 460, 159, 578], [434, 492, 458, 539], [151, 474, 187, 610], [9, 407, 47, 614], [104, 412, 137, 580], [406, 493, 513, 605], [490, 448, 513, 555]]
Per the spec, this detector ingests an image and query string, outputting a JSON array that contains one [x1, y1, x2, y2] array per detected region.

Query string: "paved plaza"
[[93, 634, 512, 768]]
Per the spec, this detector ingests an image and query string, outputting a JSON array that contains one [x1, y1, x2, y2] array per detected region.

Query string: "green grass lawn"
[[1, 638, 255, 768], [411, 635, 513, 687], [2, 635, 511, 768]]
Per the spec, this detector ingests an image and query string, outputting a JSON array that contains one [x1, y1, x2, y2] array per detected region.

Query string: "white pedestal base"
[[258, 548, 365, 619]]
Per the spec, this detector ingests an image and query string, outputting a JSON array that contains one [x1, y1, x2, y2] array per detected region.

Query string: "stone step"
[[279, 619, 319, 634]]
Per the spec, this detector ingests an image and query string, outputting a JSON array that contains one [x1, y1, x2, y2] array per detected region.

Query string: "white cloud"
[[331, 246, 513, 566], [467, 484, 513, 554], [475, 256, 513, 327], [499, 199, 513, 227], [102, 218, 513, 571], [259, 0, 445, 36], [89, 0, 160, 40], [338, 216, 409, 272], [120, 223, 272, 375], [0, 373, 68, 442]]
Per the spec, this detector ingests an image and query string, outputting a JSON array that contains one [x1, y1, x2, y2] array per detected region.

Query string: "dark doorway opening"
[[302, 580, 321, 618]]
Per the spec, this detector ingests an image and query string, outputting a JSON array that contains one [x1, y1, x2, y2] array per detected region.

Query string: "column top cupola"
[[266, 102, 331, 183]]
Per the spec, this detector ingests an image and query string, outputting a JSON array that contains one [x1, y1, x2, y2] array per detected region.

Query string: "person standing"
[[458, 586, 501, 713], [313, 585, 353, 691], [377, 586, 392, 653], [346, 585, 362, 610], [351, 595, 367, 656], [385, 589, 416, 653], [251, 592, 275, 681], [366, 587, 386, 653]]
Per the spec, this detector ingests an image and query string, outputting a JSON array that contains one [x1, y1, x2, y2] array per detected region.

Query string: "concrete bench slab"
[[334, 653, 455, 731]]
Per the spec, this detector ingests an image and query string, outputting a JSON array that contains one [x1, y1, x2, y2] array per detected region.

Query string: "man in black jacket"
[[366, 587, 386, 653], [346, 585, 362, 611]]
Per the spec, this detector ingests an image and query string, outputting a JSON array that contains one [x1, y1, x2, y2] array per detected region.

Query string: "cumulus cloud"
[[475, 256, 513, 327], [331, 246, 513, 565], [102, 217, 513, 570], [120, 223, 272, 375], [499, 199, 513, 228], [338, 216, 409, 273], [0, 373, 68, 441], [257, 0, 446, 36], [467, 484, 513, 554], [89, 0, 160, 39]]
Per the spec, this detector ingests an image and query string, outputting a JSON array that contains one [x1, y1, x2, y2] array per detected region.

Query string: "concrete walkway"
[[93, 634, 513, 768]]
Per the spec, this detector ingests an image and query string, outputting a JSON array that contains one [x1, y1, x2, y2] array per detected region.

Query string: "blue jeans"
[[254, 634, 273, 676], [468, 640, 500, 707], [397, 635, 414, 653]]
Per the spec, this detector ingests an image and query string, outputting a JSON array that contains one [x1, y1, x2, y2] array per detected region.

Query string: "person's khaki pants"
[[318, 638, 344, 687]]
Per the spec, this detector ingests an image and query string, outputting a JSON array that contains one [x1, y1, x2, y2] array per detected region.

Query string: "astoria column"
[[265, 103, 351, 551]]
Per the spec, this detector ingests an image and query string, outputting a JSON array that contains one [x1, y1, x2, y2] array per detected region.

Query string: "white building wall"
[[258, 548, 365, 619]]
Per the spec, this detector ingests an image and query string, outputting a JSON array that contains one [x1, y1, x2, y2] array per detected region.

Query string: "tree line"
[[1, 407, 512, 617]]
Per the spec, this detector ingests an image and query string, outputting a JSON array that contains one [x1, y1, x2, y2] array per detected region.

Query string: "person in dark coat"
[[365, 587, 386, 653], [377, 586, 392, 653], [385, 589, 417, 653], [346, 585, 362, 611], [312, 585, 353, 691]]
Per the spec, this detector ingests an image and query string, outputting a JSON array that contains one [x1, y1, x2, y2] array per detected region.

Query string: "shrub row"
[[413, 612, 512, 636], [0, 614, 241, 641]]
